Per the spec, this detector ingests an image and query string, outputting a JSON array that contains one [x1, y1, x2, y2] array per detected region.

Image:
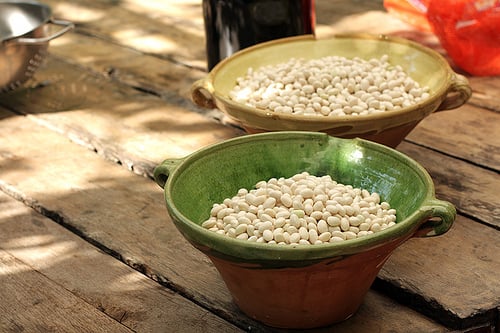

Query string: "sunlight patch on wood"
[[1, 235, 79, 271], [122, 0, 202, 18], [113, 29, 179, 53], [51, 3, 105, 22]]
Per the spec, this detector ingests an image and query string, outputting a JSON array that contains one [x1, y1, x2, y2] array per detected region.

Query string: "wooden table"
[[1, 1, 498, 332]]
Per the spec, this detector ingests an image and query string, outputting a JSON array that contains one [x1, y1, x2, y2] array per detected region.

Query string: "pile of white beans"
[[229, 55, 429, 116], [202, 172, 397, 245]]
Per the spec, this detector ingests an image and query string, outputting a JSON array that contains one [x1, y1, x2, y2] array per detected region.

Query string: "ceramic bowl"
[[154, 131, 456, 329], [191, 34, 471, 148]]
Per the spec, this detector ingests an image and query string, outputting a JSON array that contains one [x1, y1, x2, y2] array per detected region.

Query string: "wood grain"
[[0, 191, 242, 333], [0, 250, 132, 333], [378, 214, 500, 330], [398, 142, 500, 230], [0, 0, 498, 331], [0, 56, 243, 178], [0, 109, 494, 331], [406, 104, 500, 171]]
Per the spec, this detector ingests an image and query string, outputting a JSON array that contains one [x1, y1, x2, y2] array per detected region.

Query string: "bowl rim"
[[204, 33, 453, 129], [163, 132, 438, 263]]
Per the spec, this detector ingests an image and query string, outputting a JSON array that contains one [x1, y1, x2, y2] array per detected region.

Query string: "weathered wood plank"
[[44, 0, 387, 66], [0, 110, 270, 331], [398, 141, 499, 229], [45, 0, 207, 69], [0, 189, 243, 332], [1, 189, 449, 333], [41, 0, 497, 115], [1, 46, 498, 216], [322, 290, 450, 333], [466, 76, 500, 113], [1, 1, 497, 332], [0, 250, 132, 332], [2, 57, 497, 229], [40, 1, 394, 101], [46, 32, 207, 99], [0, 109, 494, 331], [406, 104, 500, 171], [2, 56, 497, 230], [16, 5, 483, 132], [377, 214, 500, 330], [24, 6, 494, 175], [0, 56, 243, 178], [38, 0, 420, 97]]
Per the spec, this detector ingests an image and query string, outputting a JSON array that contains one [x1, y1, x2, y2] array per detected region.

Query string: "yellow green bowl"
[[191, 34, 471, 147], [154, 131, 456, 329]]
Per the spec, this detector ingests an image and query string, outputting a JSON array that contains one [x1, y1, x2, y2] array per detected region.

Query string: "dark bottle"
[[202, 0, 315, 70]]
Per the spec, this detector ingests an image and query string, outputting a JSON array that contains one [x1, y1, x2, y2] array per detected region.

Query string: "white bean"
[[263, 197, 276, 209], [299, 227, 309, 240], [202, 172, 397, 246], [290, 232, 301, 244], [237, 233, 249, 240], [281, 193, 293, 207], [309, 229, 319, 243], [327, 216, 341, 227], [263, 229, 274, 242], [317, 220, 329, 234], [229, 55, 428, 116], [318, 231, 332, 242]]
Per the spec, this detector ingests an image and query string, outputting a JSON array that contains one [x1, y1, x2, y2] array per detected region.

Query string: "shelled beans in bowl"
[[202, 172, 396, 245], [154, 131, 457, 329], [191, 34, 472, 147], [229, 55, 430, 117]]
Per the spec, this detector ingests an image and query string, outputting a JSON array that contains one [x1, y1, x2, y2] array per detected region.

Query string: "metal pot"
[[0, 0, 73, 92]]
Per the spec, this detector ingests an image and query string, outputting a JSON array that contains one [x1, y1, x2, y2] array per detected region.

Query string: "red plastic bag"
[[384, 0, 500, 76]]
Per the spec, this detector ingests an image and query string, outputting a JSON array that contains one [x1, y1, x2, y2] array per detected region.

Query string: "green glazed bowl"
[[154, 132, 456, 329], [191, 34, 471, 148]]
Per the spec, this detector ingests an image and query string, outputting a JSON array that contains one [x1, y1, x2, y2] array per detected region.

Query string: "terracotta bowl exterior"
[[191, 34, 471, 148], [154, 132, 456, 328]]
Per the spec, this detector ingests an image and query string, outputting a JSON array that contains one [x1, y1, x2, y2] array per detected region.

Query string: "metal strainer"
[[0, 0, 73, 92]]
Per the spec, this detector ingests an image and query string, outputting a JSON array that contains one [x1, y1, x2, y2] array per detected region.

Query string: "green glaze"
[[154, 132, 455, 265]]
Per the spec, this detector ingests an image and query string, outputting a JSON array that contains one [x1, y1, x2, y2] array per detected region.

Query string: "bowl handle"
[[435, 73, 472, 111], [16, 19, 74, 44], [153, 158, 184, 188], [191, 78, 216, 109], [414, 199, 456, 237]]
